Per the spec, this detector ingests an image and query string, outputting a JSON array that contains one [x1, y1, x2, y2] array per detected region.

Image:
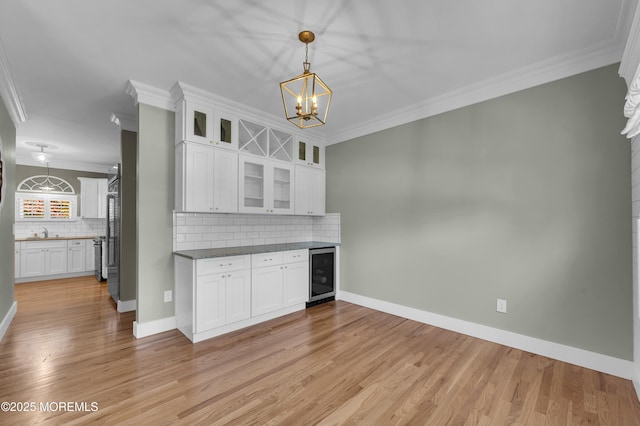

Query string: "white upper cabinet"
[[238, 119, 269, 157], [239, 154, 294, 215], [296, 139, 325, 168], [212, 148, 239, 213], [78, 177, 108, 219], [268, 128, 295, 162], [172, 82, 326, 216], [214, 113, 239, 151], [181, 101, 214, 145], [294, 166, 325, 216], [175, 142, 238, 213]]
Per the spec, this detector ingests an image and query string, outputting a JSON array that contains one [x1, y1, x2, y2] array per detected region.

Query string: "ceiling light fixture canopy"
[[280, 30, 332, 129], [30, 143, 53, 163]]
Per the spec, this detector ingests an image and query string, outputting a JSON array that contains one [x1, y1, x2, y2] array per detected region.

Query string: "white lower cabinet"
[[283, 251, 309, 306], [15, 243, 20, 279], [251, 262, 284, 316], [196, 268, 251, 333], [175, 248, 310, 343], [67, 239, 86, 273], [85, 240, 95, 273], [16, 239, 97, 280], [252, 249, 309, 315], [20, 240, 68, 278]]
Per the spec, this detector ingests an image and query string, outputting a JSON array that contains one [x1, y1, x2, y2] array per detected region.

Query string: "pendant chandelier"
[[39, 163, 55, 192], [280, 30, 332, 129]]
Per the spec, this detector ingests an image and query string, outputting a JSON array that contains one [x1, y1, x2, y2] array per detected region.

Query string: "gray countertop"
[[174, 241, 338, 260]]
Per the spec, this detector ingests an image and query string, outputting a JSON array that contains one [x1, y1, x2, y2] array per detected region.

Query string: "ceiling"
[[0, 0, 636, 173]]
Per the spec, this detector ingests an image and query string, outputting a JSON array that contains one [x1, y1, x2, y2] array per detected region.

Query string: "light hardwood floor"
[[1, 276, 640, 425]]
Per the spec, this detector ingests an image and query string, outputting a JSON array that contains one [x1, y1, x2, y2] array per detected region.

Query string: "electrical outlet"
[[164, 290, 172, 303], [496, 298, 507, 314]]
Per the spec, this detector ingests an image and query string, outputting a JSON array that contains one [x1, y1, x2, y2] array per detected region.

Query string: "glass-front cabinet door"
[[214, 113, 238, 151], [239, 155, 267, 213], [239, 155, 294, 214], [296, 139, 324, 168], [271, 163, 294, 215], [185, 101, 214, 145]]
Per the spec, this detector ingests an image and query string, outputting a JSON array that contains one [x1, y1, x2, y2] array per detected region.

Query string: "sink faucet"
[[42, 227, 48, 238]]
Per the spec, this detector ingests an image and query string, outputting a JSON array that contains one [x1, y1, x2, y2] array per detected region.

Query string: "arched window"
[[16, 175, 77, 221], [17, 175, 75, 194]]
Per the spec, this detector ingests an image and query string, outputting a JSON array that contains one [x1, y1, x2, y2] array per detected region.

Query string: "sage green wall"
[[15, 166, 107, 217], [120, 130, 137, 302], [0, 97, 16, 329], [136, 104, 174, 323], [326, 64, 632, 359]]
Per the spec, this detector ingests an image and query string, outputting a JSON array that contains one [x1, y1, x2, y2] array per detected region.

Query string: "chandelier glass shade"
[[280, 31, 332, 129]]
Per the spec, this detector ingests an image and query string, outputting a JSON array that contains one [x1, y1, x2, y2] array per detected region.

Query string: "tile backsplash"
[[14, 218, 106, 239], [174, 212, 340, 251]]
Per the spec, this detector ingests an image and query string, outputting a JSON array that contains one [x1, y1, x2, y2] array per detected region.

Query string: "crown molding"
[[620, 0, 640, 85], [171, 81, 326, 144], [328, 39, 626, 145], [15, 155, 113, 174], [125, 80, 174, 111], [0, 37, 27, 126], [110, 112, 137, 132]]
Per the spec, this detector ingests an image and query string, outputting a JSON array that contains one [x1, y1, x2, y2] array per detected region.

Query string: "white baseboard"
[[183, 304, 305, 343], [133, 316, 176, 339], [0, 301, 17, 342], [15, 271, 94, 284], [633, 365, 640, 402], [338, 291, 634, 380], [117, 299, 136, 313]]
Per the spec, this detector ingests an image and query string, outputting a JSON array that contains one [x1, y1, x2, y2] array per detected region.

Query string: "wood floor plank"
[[2, 277, 640, 425]]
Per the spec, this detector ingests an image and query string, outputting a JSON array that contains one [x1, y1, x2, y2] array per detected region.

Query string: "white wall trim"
[[125, 80, 174, 111], [117, 299, 136, 313], [0, 301, 17, 342], [15, 271, 95, 284], [0, 38, 27, 126], [110, 112, 137, 133], [633, 365, 640, 402], [620, 0, 640, 84], [133, 316, 176, 339], [170, 81, 326, 146], [328, 41, 625, 145], [338, 291, 634, 380]]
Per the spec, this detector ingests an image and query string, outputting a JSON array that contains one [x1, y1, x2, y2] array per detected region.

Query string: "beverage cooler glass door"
[[309, 247, 336, 302]]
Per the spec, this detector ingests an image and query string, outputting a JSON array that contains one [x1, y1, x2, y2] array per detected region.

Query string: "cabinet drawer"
[[283, 249, 308, 263], [68, 239, 86, 248], [251, 252, 283, 267], [197, 255, 250, 275], [21, 240, 66, 250]]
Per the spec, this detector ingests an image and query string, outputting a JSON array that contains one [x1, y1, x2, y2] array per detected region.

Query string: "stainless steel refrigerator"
[[106, 165, 120, 303]]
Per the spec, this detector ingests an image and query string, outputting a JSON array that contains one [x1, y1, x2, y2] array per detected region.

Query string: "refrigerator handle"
[[106, 194, 114, 266]]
